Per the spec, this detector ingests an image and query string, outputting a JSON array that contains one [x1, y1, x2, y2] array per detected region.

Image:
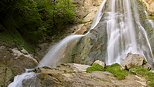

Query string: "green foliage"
[[105, 63, 130, 80], [37, 0, 76, 34], [0, 0, 76, 52], [86, 63, 104, 72], [130, 66, 154, 87]]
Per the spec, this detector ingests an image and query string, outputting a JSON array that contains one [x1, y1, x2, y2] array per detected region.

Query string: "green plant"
[[86, 63, 104, 72], [86, 63, 130, 80], [130, 66, 154, 87], [105, 63, 130, 80]]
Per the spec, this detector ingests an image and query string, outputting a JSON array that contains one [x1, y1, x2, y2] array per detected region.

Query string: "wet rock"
[[0, 46, 38, 86], [93, 60, 106, 68]]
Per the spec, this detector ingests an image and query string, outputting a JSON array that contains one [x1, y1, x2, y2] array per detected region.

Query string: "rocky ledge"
[[22, 63, 146, 87], [20, 54, 154, 87]]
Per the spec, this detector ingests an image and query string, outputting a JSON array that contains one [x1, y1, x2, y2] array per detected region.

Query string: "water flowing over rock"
[[0, 46, 38, 87], [36, 0, 102, 60], [70, 0, 154, 65], [38, 35, 84, 67]]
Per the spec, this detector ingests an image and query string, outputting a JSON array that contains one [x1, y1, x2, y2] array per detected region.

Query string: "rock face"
[[73, 0, 102, 34], [0, 46, 38, 87], [122, 54, 152, 70], [142, 0, 154, 14], [22, 63, 147, 87]]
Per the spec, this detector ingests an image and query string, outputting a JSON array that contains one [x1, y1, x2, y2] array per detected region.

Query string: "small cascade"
[[90, 0, 107, 30], [38, 34, 84, 67], [8, 35, 85, 87], [8, 72, 36, 87]]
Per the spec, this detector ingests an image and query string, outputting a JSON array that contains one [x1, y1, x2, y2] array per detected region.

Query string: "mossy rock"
[[86, 63, 130, 80], [105, 64, 130, 80], [130, 66, 154, 87], [86, 63, 104, 72]]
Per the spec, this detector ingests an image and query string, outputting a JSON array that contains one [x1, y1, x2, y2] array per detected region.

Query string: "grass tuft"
[[130, 66, 154, 87]]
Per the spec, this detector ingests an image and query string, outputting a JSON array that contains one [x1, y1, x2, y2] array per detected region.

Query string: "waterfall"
[[38, 34, 84, 67], [8, 0, 154, 86], [8, 72, 37, 87], [105, 0, 154, 65]]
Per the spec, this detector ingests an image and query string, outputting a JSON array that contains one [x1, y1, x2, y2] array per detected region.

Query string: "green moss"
[[86, 63, 104, 72], [86, 63, 130, 80], [105, 63, 130, 80], [130, 66, 154, 87]]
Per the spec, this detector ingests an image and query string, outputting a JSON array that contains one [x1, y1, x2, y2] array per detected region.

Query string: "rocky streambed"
[[10, 54, 154, 87]]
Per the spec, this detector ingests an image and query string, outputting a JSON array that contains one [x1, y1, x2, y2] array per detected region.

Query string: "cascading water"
[[102, 0, 154, 65], [38, 34, 84, 67], [8, 0, 154, 86], [8, 72, 37, 87], [8, 35, 84, 87]]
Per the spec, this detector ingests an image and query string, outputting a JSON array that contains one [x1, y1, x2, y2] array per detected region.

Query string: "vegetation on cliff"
[[0, 0, 76, 52]]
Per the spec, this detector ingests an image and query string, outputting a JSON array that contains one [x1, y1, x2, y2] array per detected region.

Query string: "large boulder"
[[122, 54, 152, 70]]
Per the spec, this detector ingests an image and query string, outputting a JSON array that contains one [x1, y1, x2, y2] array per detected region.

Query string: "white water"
[[8, 34, 84, 87], [8, 72, 36, 87], [38, 34, 84, 67], [90, 0, 107, 30], [105, 0, 154, 65]]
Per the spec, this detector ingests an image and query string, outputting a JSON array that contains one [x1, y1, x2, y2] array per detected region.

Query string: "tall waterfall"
[[8, 0, 154, 86], [100, 0, 154, 65]]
